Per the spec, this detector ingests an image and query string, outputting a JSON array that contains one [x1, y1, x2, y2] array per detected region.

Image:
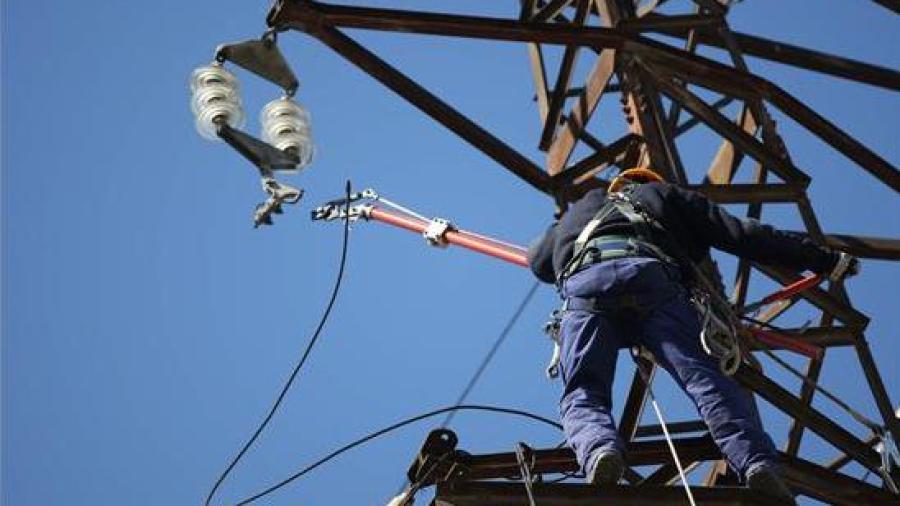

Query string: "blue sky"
[[3, 1, 898, 504]]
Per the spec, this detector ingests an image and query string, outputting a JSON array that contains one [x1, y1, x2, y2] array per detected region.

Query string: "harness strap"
[[560, 188, 679, 284], [572, 202, 620, 257]]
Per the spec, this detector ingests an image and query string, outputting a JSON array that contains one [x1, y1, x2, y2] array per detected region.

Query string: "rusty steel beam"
[[618, 356, 654, 441], [620, 13, 723, 33], [640, 14, 900, 91], [450, 435, 718, 481], [552, 133, 636, 184], [730, 165, 766, 308], [826, 433, 879, 471], [271, 18, 550, 193], [634, 420, 708, 438], [735, 366, 883, 476], [809, 232, 900, 261], [525, 43, 551, 122], [648, 69, 810, 187], [871, 0, 900, 14], [854, 338, 900, 445], [786, 282, 842, 456], [532, 0, 575, 23], [539, 0, 591, 150], [652, 62, 898, 190], [434, 481, 775, 506], [673, 96, 733, 137], [269, 1, 900, 191], [782, 452, 898, 506], [546, 50, 616, 175], [706, 106, 757, 185], [598, 0, 687, 184], [685, 183, 800, 203]]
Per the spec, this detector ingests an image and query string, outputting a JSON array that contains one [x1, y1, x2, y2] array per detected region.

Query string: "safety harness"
[[544, 184, 741, 379], [558, 187, 678, 285]]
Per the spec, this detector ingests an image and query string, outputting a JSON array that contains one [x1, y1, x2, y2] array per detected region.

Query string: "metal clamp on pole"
[[423, 218, 455, 248]]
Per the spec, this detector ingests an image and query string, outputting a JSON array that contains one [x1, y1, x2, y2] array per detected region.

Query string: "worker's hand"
[[829, 251, 860, 282]]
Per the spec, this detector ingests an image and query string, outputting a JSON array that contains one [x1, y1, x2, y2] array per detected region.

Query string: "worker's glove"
[[829, 251, 860, 282]]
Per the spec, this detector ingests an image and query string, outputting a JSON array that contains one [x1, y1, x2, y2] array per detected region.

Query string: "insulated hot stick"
[[740, 273, 825, 315], [366, 207, 528, 268], [312, 190, 824, 358], [745, 327, 822, 360]]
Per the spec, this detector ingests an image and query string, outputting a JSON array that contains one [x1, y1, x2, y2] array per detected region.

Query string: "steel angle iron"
[[190, 29, 314, 227]]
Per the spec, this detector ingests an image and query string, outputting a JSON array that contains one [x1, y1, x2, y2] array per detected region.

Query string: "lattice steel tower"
[[256, 1, 899, 504]]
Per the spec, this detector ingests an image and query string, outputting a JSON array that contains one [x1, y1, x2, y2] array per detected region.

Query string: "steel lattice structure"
[[262, 1, 899, 504]]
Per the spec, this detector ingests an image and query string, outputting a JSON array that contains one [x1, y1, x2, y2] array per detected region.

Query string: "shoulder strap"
[[612, 189, 678, 265], [572, 199, 619, 256]]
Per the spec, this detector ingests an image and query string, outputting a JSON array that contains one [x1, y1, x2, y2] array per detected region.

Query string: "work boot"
[[587, 450, 625, 486], [746, 465, 796, 505]]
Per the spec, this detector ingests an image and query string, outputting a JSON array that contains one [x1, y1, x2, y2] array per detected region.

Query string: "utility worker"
[[527, 168, 858, 504]]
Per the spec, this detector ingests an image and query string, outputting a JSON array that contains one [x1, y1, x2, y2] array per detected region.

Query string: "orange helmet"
[[608, 168, 664, 193]]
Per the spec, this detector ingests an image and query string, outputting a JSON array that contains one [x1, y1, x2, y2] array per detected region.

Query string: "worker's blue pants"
[[558, 258, 777, 479]]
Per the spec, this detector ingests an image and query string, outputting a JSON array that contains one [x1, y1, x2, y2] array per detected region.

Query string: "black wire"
[[738, 314, 790, 332], [440, 280, 541, 429], [205, 181, 354, 506], [391, 279, 541, 497], [235, 404, 563, 505]]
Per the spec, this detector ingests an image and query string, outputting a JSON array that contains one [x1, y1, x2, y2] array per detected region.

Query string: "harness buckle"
[[543, 308, 564, 379]]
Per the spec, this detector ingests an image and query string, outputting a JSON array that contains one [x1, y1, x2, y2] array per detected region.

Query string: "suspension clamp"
[[253, 176, 304, 228], [424, 218, 455, 248]]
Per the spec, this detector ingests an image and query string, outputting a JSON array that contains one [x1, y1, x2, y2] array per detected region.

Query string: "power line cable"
[[205, 181, 354, 506], [391, 279, 541, 497], [441, 280, 541, 429], [236, 404, 563, 505]]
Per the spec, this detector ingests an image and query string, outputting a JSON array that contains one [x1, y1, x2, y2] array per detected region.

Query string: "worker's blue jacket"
[[527, 182, 839, 283]]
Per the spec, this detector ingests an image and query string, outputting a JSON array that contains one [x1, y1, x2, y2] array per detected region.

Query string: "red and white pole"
[[367, 207, 528, 268]]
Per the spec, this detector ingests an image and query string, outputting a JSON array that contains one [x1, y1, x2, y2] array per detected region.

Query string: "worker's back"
[[529, 181, 838, 284]]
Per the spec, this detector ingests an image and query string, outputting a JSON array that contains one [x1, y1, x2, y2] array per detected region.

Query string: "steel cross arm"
[[267, 5, 551, 194], [734, 366, 884, 476], [638, 13, 900, 92], [268, 1, 900, 192], [812, 231, 900, 261], [646, 67, 811, 187], [440, 435, 720, 481], [685, 183, 802, 204], [434, 481, 774, 505], [431, 458, 896, 505], [648, 59, 900, 192], [781, 452, 899, 505]]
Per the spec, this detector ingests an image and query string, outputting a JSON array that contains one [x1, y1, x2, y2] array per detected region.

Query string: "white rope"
[[374, 195, 431, 223], [458, 228, 527, 253], [633, 351, 697, 506], [646, 384, 698, 506]]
